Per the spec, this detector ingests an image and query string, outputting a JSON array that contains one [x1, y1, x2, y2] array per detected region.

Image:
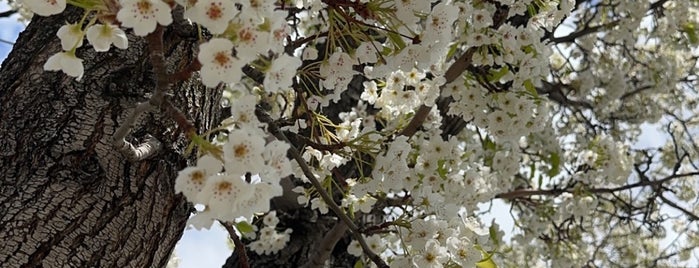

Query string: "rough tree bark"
[[0, 8, 223, 267], [0, 7, 359, 268]]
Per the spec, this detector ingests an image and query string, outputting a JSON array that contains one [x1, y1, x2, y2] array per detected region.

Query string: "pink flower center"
[[214, 52, 230, 67], [136, 1, 153, 15], [206, 3, 224, 20]]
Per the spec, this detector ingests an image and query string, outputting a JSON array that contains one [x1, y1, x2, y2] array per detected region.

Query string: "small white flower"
[[198, 38, 243, 87], [412, 239, 448, 268], [260, 140, 293, 180], [186, 208, 216, 230], [174, 154, 223, 203], [228, 94, 261, 127], [86, 24, 128, 52], [264, 54, 301, 93], [262, 211, 279, 226], [302, 46, 318, 60], [310, 197, 329, 214], [319, 51, 354, 90], [356, 195, 377, 213], [355, 41, 381, 64], [365, 234, 385, 254], [233, 22, 266, 62], [184, 0, 235, 34], [347, 239, 363, 256], [57, 23, 83, 51], [198, 174, 255, 217], [361, 81, 379, 104], [223, 127, 266, 174], [20, 0, 66, 16], [117, 0, 173, 36], [238, 0, 275, 22], [43, 51, 84, 80]]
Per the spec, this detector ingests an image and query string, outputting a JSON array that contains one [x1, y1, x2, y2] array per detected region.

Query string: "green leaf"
[[487, 66, 510, 82], [353, 259, 364, 268], [386, 32, 407, 51], [476, 247, 498, 268], [437, 159, 448, 179], [546, 152, 561, 177], [683, 23, 699, 44], [446, 43, 459, 59], [523, 79, 539, 97], [235, 221, 255, 234], [476, 257, 498, 268], [482, 136, 497, 151]]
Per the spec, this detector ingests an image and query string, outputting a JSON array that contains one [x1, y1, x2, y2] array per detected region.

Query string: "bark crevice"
[[0, 8, 220, 268]]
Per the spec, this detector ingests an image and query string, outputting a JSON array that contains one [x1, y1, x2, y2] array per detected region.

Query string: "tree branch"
[[548, 22, 618, 44], [258, 109, 389, 268], [112, 26, 199, 159], [0, 9, 16, 18], [301, 221, 349, 268], [221, 221, 251, 268], [495, 171, 699, 200], [658, 194, 699, 221], [399, 47, 478, 137]]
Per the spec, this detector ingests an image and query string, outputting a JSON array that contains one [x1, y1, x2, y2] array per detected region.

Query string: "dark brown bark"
[[0, 7, 360, 268], [0, 8, 222, 267], [223, 209, 358, 268]]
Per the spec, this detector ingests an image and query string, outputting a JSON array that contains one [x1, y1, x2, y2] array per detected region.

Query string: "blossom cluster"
[[248, 211, 292, 255], [175, 97, 292, 226]]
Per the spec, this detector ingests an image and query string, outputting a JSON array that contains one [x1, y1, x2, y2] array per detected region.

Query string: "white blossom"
[[117, 0, 172, 36], [43, 51, 84, 80], [86, 24, 128, 52]]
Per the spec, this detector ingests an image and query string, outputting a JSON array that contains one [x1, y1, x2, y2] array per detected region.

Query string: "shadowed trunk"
[[0, 7, 360, 268], [0, 8, 222, 267]]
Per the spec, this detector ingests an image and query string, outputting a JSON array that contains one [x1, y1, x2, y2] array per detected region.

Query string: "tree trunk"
[[0, 7, 360, 268], [0, 8, 222, 267]]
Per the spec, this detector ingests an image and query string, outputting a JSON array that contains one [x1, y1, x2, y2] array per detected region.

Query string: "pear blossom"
[[197, 38, 243, 87], [56, 23, 83, 51], [302, 46, 318, 60], [174, 154, 222, 203], [412, 239, 448, 268], [222, 128, 266, 174], [117, 0, 173, 36], [86, 24, 128, 52], [43, 51, 84, 80], [184, 0, 235, 34], [238, 0, 276, 22], [347, 239, 363, 257], [264, 54, 302, 93], [20, 0, 66, 16], [198, 174, 255, 216], [232, 20, 267, 61], [262, 211, 279, 226], [228, 94, 262, 127], [186, 208, 217, 230]]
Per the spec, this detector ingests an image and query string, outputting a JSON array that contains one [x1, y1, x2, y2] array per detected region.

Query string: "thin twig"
[[221, 221, 251, 268], [161, 98, 197, 139], [495, 171, 699, 199], [112, 27, 170, 160], [398, 47, 478, 137], [658, 194, 699, 221], [258, 109, 389, 268], [111, 26, 201, 160], [111, 99, 161, 161], [0, 9, 16, 18]]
